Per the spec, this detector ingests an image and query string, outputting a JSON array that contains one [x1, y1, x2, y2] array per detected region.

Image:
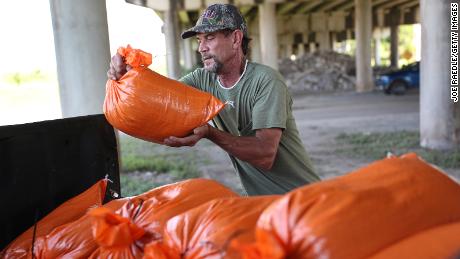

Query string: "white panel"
[[185, 0, 202, 10], [279, 34, 293, 45], [415, 6, 420, 23], [288, 15, 309, 33], [235, 0, 255, 5], [311, 12, 328, 32], [277, 16, 290, 34], [329, 11, 345, 31], [146, 0, 169, 11], [205, 0, 230, 5]]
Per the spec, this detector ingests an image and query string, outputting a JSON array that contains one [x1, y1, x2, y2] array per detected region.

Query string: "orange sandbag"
[[370, 221, 460, 259], [88, 178, 238, 258], [88, 207, 145, 259], [25, 179, 235, 259], [120, 179, 238, 236], [1, 179, 108, 258], [104, 45, 225, 144], [144, 196, 279, 259], [239, 153, 460, 259], [30, 198, 128, 259]]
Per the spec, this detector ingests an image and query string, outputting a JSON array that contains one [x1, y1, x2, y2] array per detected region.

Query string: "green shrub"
[[336, 131, 460, 168]]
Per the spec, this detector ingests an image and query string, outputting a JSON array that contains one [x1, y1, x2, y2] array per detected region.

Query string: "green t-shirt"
[[180, 61, 320, 195]]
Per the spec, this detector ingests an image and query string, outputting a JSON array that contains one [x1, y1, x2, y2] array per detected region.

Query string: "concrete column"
[[374, 28, 382, 66], [282, 33, 294, 58], [164, 0, 181, 79], [318, 31, 331, 51], [309, 42, 317, 53], [390, 25, 399, 68], [250, 17, 262, 63], [414, 23, 421, 61], [49, 0, 110, 118], [354, 0, 374, 92], [420, 0, 460, 150], [183, 37, 194, 70], [286, 43, 293, 58], [331, 32, 337, 51], [258, 2, 279, 70], [297, 43, 305, 56]]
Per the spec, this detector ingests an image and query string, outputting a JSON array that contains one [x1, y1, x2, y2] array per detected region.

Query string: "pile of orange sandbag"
[[0, 179, 118, 258], [104, 45, 225, 144], [144, 195, 279, 259], [3, 153, 460, 259], [2, 178, 237, 258], [236, 153, 460, 259]]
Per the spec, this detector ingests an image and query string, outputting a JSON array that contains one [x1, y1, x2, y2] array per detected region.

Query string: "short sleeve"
[[252, 78, 289, 130], [178, 69, 201, 90]]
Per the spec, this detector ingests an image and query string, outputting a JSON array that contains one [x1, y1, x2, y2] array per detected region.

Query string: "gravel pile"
[[279, 51, 357, 93]]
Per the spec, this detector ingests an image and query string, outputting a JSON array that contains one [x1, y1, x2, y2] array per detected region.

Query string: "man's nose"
[[198, 42, 208, 53]]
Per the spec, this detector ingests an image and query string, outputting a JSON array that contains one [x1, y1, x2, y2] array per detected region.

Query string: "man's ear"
[[232, 30, 243, 50]]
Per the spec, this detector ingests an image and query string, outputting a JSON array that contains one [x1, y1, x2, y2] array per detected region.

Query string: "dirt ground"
[[123, 89, 459, 194]]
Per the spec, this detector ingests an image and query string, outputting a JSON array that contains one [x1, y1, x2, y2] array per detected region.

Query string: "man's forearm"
[[206, 125, 279, 171]]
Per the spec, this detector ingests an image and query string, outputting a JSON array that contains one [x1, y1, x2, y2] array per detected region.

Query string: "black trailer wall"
[[0, 114, 120, 249]]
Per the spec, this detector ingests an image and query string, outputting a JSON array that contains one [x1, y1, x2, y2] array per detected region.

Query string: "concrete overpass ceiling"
[[125, 0, 420, 28], [374, 0, 415, 10], [316, 0, 350, 12], [294, 1, 323, 14]]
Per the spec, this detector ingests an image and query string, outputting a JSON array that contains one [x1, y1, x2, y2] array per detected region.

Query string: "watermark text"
[[452, 3, 459, 103]]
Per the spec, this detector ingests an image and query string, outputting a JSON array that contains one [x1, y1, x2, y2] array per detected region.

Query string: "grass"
[[0, 74, 61, 126], [118, 136, 202, 196], [335, 131, 460, 169], [2, 70, 53, 85], [120, 174, 162, 197]]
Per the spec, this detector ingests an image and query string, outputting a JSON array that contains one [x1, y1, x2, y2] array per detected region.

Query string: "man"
[[108, 4, 320, 195]]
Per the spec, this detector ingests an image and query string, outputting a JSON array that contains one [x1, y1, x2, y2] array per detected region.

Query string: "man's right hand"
[[107, 53, 132, 80]]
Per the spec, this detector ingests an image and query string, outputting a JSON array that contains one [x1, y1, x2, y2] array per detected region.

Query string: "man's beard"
[[202, 55, 223, 74]]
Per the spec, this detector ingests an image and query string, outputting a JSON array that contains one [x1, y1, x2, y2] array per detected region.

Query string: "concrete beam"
[[372, 0, 392, 7], [297, 0, 323, 14], [420, 0, 460, 150], [339, 1, 355, 11], [399, 0, 419, 11], [354, 0, 374, 92], [318, 0, 349, 12], [278, 2, 301, 15], [378, 0, 414, 10], [49, 0, 111, 117]]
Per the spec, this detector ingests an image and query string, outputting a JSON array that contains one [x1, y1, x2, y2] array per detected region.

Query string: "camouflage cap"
[[181, 4, 248, 39]]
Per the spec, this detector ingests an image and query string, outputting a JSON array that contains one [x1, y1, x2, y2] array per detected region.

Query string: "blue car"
[[375, 61, 420, 95]]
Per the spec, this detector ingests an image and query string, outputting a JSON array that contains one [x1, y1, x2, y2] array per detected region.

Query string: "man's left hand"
[[163, 124, 210, 147]]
